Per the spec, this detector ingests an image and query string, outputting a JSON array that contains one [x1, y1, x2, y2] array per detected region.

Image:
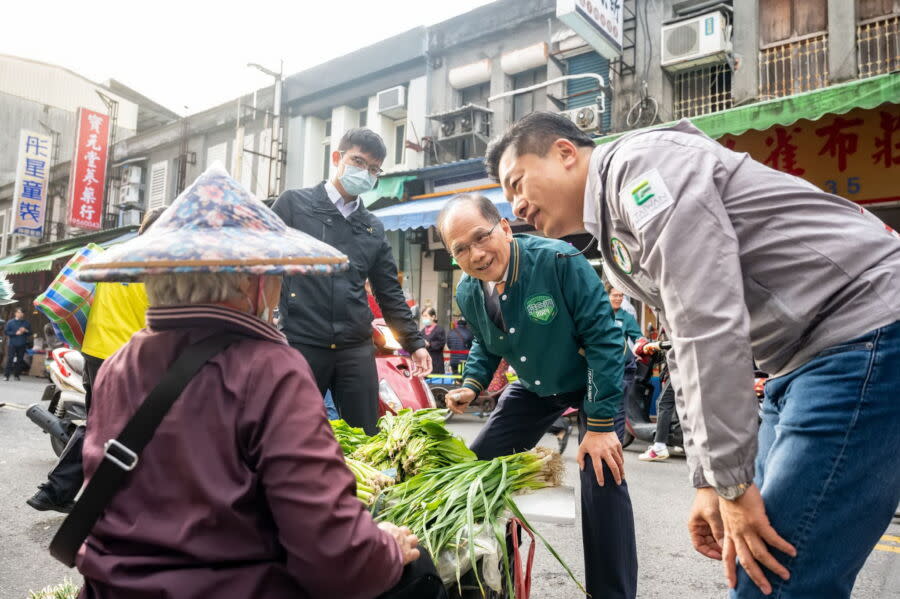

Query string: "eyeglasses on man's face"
[[450, 222, 500, 259], [341, 152, 384, 177]]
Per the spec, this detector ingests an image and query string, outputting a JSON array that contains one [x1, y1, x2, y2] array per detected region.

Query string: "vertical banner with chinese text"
[[67, 108, 110, 230], [12, 130, 53, 238]]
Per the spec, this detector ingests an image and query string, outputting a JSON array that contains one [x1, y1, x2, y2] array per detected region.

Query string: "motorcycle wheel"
[[621, 429, 634, 449], [431, 386, 449, 409]]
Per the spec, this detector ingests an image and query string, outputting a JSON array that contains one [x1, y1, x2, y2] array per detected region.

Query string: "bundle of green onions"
[[330, 419, 371, 455], [373, 447, 581, 597], [345, 456, 395, 505], [351, 409, 476, 480]]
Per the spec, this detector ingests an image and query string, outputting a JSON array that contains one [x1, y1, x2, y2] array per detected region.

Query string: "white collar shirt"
[[482, 260, 512, 297], [325, 181, 360, 219]]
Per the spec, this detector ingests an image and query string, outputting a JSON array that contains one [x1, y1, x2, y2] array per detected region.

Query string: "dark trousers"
[[4, 345, 27, 377], [291, 342, 380, 435], [44, 354, 103, 502], [428, 350, 444, 374], [653, 382, 676, 445], [470, 382, 638, 599], [376, 548, 447, 599]]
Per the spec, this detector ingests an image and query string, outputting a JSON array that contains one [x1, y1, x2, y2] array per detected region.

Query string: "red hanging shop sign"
[[67, 108, 110, 230]]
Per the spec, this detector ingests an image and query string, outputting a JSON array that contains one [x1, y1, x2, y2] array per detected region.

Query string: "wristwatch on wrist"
[[715, 482, 751, 501]]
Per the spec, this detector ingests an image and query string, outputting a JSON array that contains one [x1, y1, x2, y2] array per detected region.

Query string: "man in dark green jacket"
[[440, 194, 636, 599]]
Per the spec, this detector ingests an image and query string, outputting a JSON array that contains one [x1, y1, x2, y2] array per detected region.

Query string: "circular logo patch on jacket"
[[525, 293, 558, 324], [610, 237, 633, 274]]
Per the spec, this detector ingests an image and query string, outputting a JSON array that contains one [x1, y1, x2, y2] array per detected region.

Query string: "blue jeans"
[[731, 321, 900, 598]]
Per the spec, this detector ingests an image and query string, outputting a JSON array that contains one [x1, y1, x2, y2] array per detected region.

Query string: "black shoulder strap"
[[50, 332, 241, 567]]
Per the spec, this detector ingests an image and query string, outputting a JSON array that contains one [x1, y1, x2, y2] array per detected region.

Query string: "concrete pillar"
[[405, 76, 428, 170], [489, 57, 512, 132], [366, 94, 396, 164], [283, 114, 305, 190], [330, 106, 359, 148], [302, 117, 326, 187], [731, 0, 760, 104], [828, 0, 858, 83]]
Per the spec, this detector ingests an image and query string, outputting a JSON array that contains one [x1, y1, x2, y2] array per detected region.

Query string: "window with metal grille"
[[857, 0, 900, 78], [565, 51, 611, 132], [758, 0, 829, 98], [512, 67, 548, 121], [673, 64, 733, 119], [322, 143, 331, 181]]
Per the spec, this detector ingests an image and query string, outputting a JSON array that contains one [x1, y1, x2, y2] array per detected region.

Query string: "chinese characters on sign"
[[557, 0, 623, 59], [719, 104, 900, 206], [67, 108, 110, 230], [12, 130, 53, 239]]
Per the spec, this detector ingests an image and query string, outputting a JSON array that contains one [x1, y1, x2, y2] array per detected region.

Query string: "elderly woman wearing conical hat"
[[73, 167, 439, 599]]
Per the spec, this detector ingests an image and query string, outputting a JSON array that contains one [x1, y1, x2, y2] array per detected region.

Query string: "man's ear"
[[555, 138, 580, 169], [331, 150, 342, 167], [501, 218, 514, 241]]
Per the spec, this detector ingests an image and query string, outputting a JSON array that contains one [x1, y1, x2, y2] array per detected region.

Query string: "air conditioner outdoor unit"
[[377, 86, 407, 119], [436, 110, 491, 140], [661, 10, 731, 71], [559, 106, 600, 133], [122, 165, 142, 185], [119, 208, 143, 227], [119, 165, 142, 205]]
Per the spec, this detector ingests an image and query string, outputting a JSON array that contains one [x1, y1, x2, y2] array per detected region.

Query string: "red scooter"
[[371, 319, 437, 415]]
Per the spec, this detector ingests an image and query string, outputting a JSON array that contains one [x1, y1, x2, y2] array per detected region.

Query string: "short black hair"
[[338, 128, 387, 162], [435, 193, 502, 243], [484, 111, 596, 180], [424, 306, 437, 318]]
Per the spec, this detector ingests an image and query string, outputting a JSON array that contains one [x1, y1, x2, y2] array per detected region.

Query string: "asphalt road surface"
[[1, 376, 897, 598]]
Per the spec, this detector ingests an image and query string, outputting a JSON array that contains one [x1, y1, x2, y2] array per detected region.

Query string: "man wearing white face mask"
[[274, 128, 430, 434]]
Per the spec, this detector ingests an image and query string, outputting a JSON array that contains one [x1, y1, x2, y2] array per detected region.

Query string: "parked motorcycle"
[[26, 347, 87, 456], [622, 340, 683, 449], [623, 341, 767, 449], [372, 319, 437, 415]]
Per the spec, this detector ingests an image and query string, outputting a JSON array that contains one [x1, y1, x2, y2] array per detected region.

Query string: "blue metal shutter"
[[565, 51, 611, 131]]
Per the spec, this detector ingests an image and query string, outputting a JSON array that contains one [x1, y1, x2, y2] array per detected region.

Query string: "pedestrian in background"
[[421, 307, 446, 375], [607, 284, 644, 442], [4, 307, 31, 381], [447, 316, 474, 374]]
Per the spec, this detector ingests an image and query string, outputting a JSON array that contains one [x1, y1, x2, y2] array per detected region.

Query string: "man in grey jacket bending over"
[[485, 111, 900, 599]]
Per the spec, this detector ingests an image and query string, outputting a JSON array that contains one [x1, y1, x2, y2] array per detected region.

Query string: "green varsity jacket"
[[456, 234, 625, 432]]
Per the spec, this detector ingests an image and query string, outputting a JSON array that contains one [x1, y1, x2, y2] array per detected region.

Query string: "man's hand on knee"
[[719, 484, 796, 595], [688, 487, 724, 560], [577, 431, 624, 486]]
